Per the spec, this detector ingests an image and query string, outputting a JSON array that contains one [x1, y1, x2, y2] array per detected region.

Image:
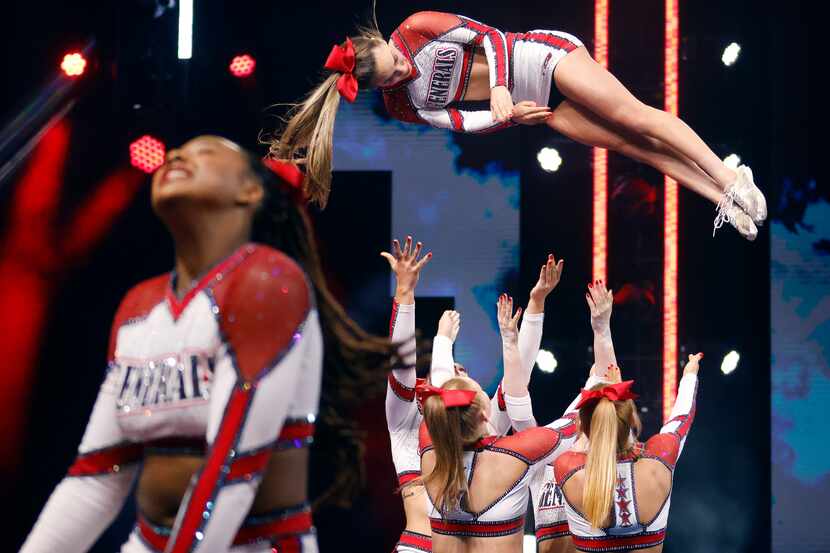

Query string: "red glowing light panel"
[[592, 0, 609, 284], [130, 135, 166, 174], [663, 0, 679, 422], [229, 54, 256, 78], [61, 52, 87, 77]]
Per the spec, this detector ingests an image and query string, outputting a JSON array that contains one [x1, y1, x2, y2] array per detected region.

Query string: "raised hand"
[[380, 235, 432, 304], [599, 364, 623, 384], [586, 279, 613, 333], [511, 101, 553, 126], [497, 294, 522, 343], [683, 353, 703, 376], [528, 253, 564, 313], [437, 310, 461, 343], [490, 86, 515, 123]]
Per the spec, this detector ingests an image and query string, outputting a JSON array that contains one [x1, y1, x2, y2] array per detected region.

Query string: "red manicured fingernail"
[[588, 283, 593, 288], [699, 353, 704, 358], [427, 252, 432, 257]]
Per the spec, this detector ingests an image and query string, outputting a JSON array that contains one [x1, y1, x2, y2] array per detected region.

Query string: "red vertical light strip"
[[592, 0, 609, 284], [663, 0, 679, 422]]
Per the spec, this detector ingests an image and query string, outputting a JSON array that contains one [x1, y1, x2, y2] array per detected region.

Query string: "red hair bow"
[[324, 38, 359, 103], [575, 380, 639, 409], [416, 384, 477, 408], [262, 158, 304, 190]]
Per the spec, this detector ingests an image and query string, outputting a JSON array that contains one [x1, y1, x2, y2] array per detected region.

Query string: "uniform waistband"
[[571, 529, 665, 552], [395, 530, 432, 552], [535, 521, 570, 541], [136, 503, 313, 552], [429, 515, 525, 538]]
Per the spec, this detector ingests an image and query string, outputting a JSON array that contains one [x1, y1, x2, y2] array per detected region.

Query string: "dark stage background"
[[1, 1, 817, 552]]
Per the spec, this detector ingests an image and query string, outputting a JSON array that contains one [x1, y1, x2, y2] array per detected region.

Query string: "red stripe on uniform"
[[168, 385, 253, 553], [389, 373, 416, 402], [461, 18, 508, 86], [226, 449, 270, 481], [521, 32, 579, 53], [68, 443, 143, 476], [278, 421, 315, 443], [234, 510, 312, 544], [430, 515, 524, 537], [397, 530, 432, 551], [398, 471, 421, 485], [138, 509, 312, 552], [572, 530, 665, 551], [448, 108, 464, 131], [536, 522, 570, 541]]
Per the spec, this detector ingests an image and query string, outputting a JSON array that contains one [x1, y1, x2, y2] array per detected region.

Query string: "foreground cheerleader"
[[274, 10, 766, 240], [21, 136, 402, 553]]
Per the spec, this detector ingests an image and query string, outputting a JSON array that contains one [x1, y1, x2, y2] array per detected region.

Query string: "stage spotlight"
[[60, 52, 87, 77], [537, 147, 562, 173], [721, 350, 740, 375], [536, 349, 558, 374], [523, 534, 536, 553], [722, 42, 741, 66], [723, 153, 741, 170], [129, 135, 166, 174], [229, 54, 256, 78], [178, 0, 193, 59]]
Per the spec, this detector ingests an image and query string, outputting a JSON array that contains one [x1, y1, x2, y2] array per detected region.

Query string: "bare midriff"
[[137, 448, 308, 526], [401, 483, 432, 535], [460, 52, 493, 101]]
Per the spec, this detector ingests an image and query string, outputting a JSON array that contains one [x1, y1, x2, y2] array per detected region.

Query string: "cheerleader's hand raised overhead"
[[586, 279, 613, 334], [497, 294, 522, 344], [437, 310, 461, 343], [381, 235, 432, 304], [683, 352, 704, 376]]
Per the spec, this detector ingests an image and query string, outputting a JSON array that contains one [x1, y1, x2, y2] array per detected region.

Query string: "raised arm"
[[430, 310, 461, 387], [382, 236, 432, 429], [645, 353, 702, 468], [585, 280, 617, 378]]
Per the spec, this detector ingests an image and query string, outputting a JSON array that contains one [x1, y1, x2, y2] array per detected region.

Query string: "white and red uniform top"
[[21, 243, 322, 553], [385, 303, 546, 488], [418, 410, 578, 538], [554, 373, 699, 552], [381, 11, 583, 133]]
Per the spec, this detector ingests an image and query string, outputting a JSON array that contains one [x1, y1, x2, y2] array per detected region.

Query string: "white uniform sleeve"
[[430, 334, 455, 387], [21, 365, 141, 553], [386, 302, 418, 431], [417, 107, 513, 134]]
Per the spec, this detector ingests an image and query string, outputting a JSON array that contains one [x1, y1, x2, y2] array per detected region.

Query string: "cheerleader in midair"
[[274, 10, 766, 240]]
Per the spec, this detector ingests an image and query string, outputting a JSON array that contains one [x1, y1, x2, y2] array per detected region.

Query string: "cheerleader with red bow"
[[272, 10, 765, 240]]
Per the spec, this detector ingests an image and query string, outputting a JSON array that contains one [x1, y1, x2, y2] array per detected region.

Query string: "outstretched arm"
[[430, 310, 461, 387], [585, 280, 617, 379], [645, 353, 702, 467], [383, 236, 432, 429]]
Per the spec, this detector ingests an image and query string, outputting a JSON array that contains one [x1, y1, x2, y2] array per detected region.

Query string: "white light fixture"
[[723, 153, 741, 170], [523, 534, 537, 553], [721, 350, 740, 375], [536, 349, 558, 374], [178, 0, 194, 59], [537, 147, 562, 173], [722, 42, 741, 66]]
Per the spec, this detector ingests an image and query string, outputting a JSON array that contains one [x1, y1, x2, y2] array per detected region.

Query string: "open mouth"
[[160, 166, 193, 184]]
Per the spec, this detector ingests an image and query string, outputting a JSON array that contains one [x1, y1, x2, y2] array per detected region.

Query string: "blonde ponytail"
[[579, 383, 641, 529], [267, 21, 385, 208], [583, 398, 619, 527]]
